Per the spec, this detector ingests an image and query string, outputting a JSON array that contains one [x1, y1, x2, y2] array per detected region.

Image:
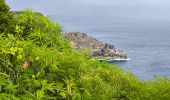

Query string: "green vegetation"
[[0, 0, 16, 35], [1, 0, 170, 100]]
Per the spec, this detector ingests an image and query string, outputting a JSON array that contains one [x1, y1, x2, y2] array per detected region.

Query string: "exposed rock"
[[65, 32, 104, 49], [65, 32, 127, 61]]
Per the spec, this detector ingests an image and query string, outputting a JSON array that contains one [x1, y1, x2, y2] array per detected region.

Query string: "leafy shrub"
[[15, 10, 70, 50], [0, 0, 16, 35]]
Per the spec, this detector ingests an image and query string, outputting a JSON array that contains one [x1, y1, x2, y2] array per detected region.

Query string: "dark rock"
[[65, 32, 127, 60], [104, 43, 114, 49]]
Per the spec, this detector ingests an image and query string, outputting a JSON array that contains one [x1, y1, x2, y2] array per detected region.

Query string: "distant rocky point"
[[65, 32, 128, 61], [12, 11, 44, 16]]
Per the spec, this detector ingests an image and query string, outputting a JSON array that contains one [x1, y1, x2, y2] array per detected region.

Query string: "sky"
[[6, 0, 170, 20]]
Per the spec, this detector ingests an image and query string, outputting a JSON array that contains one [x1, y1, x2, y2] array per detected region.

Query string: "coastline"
[[65, 32, 128, 61]]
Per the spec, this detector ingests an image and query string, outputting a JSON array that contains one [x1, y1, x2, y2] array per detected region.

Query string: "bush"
[[15, 10, 70, 50], [0, 0, 16, 35]]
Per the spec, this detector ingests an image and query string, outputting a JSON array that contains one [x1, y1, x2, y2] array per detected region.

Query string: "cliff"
[[65, 32, 127, 61]]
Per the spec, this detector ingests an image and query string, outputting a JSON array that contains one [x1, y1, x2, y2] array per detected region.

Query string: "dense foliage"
[[0, 0, 16, 35], [1, 1, 170, 100]]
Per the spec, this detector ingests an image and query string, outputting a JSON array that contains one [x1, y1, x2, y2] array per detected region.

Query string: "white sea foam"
[[108, 58, 131, 61]]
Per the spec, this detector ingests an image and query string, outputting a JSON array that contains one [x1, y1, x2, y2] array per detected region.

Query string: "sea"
[[49, 15, 170, 80]]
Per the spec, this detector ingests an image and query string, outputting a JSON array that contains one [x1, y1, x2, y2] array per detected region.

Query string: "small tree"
[[0, 0, 15, 34]]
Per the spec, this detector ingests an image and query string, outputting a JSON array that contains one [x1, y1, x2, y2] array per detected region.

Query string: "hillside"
[[1, 0, 170, 99]]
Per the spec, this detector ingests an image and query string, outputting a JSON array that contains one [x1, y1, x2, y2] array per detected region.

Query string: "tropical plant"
[[15, 10, 70, 50], [0, 0, 16, 35]]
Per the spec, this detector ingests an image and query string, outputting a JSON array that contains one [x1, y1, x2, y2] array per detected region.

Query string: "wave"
[[107, 58, 131, 62]]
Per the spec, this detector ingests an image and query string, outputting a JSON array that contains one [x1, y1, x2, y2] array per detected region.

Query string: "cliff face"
[[65, 32, 127, 60]]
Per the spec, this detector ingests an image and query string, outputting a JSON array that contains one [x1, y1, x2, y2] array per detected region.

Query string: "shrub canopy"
[[0, 0, 16, 34]]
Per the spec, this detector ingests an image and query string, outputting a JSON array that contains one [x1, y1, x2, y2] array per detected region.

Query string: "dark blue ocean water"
[[49, 15, 170, 80]]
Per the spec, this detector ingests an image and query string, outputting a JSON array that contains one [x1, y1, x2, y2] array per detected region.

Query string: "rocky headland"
[[65, 32, 127, 61]]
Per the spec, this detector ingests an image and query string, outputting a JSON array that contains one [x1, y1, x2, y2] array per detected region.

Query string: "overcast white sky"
[[6, 0, 170, 20]]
